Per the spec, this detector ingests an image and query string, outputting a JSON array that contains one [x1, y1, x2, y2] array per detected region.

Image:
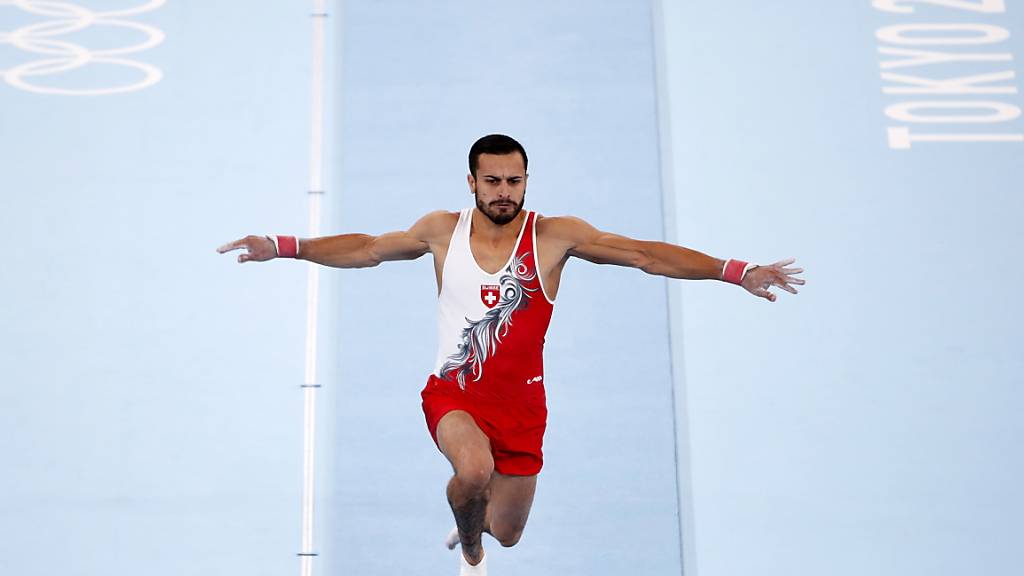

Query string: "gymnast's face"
[[469, 152, 528, 226]]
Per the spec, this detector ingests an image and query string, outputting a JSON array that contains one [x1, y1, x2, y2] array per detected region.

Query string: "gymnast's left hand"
[[741, 258, 805, 302], [216, 235, 278, 263]]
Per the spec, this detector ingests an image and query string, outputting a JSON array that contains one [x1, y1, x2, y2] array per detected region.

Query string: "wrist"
[[267, 235, 300, 258], [721, 258, 755, 285]]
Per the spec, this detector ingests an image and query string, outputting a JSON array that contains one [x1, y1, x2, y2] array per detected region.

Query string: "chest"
[[469, 235, 521, 274]]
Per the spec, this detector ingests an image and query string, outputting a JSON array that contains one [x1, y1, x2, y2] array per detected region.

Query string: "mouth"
[[492, 202, 514, 208]]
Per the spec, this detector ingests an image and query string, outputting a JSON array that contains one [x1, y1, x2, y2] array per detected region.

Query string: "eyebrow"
[[482, 175, 523, 180]]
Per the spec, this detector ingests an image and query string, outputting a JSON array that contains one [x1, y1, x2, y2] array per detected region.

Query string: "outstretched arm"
[[217, 210, 452, 268], [545, 216, 805, 302]]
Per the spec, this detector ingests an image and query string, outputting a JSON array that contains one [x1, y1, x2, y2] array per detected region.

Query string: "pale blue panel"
[[658, 2, 1023, 576], [325, 1, 681, 575], [1, 2, 312, 575]]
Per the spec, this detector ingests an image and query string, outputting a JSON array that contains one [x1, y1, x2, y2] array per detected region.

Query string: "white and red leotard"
[[420, 208, 554, 475]]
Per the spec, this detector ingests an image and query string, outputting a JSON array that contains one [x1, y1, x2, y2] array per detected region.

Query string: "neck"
[[471, 209, 526, 242]]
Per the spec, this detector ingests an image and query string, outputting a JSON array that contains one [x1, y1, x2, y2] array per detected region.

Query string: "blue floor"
[[323, 1, 681, 574]]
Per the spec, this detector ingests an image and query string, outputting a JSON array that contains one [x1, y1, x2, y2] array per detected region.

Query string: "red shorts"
[[421, 375, 548, 476]]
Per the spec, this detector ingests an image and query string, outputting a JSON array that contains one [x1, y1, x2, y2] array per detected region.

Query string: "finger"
[[781, 273, 803, 281], [780, 267, 803, 275], [782, 276, 806, 285], [753, 288, 776, 302], [218, 239, 246, 253], [770, 258, 796, 268], [778, 282, 798, 294], [238, 254, 250, 263]]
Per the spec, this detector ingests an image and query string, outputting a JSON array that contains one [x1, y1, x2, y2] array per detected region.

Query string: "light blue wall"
[[656, 2, 1023, 575], [1, 2, 312, 575]]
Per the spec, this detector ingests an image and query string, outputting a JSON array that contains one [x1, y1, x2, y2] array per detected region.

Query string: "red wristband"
[[722, 259, 749, 285], [275, 235, 299, 258]]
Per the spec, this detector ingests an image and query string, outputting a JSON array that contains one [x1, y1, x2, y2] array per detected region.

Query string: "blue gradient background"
[[1, 1, 1021, 575]]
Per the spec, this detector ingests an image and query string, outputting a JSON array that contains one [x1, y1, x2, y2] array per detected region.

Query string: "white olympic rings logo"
[[0, 0, 165, 95]]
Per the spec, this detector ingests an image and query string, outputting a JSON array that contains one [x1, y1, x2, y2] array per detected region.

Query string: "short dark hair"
[[468, 134, 528, 177]]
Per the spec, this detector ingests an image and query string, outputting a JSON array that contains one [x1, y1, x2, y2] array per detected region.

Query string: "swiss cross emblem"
[[480, 284, 500, 309]]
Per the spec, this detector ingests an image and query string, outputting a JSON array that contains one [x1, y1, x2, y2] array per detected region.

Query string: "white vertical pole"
[[651, 1, 698, 575], [299, 2, 328, 576]]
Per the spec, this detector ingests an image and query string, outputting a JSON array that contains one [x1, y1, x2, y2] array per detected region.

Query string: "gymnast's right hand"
[[217, 235, 277, 263]]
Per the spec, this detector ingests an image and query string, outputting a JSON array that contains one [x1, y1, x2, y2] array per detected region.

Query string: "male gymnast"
[[217, 134, 804, 575]]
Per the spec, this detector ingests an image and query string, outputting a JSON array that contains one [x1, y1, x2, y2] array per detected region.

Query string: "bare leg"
[[436, 411, 494, 565], [483, 472, 537, 547], [445, 472, 538, 549]]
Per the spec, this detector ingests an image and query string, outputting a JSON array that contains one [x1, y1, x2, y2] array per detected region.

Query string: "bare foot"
[[446, 526, 460, 550]]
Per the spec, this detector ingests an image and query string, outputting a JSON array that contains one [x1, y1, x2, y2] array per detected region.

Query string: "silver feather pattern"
[[440, 252, 537, 389]]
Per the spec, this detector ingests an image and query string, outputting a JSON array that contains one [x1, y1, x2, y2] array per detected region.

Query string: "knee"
[[493, 527, 523, 548], [454, 461, 493, 495]]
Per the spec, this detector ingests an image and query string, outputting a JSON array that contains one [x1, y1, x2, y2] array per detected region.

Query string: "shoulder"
[[417, 209, 460, 227], [410, 210, 459, 242], [536, 214, 598, 243]]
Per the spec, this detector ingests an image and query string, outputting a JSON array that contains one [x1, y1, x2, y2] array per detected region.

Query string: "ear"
[[467, 173, 475, 194]]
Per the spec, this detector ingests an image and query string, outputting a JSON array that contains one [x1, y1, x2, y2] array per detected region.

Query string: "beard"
[[475, 191, 526, 225]]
